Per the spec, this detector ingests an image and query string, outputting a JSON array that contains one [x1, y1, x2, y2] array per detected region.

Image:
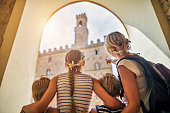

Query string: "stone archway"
[[0, 1, 169, 113]]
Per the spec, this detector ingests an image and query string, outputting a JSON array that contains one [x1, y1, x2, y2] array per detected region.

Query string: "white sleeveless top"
[[57, 73, 93, 113], [118, 59, 151, 113]]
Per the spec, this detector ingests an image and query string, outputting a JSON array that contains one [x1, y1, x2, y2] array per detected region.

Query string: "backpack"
[[116, 54, 170, 113]]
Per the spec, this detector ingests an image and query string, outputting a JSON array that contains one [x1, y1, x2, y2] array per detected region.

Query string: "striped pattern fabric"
[[57, 73, 93, 113], [96, 105, 124, 113]]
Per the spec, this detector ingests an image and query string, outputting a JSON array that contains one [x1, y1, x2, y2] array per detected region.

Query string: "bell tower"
[[74, 13, 88, 48]]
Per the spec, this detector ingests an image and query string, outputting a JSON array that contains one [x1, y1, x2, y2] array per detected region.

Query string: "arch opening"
[[36, 1, 128, 108]]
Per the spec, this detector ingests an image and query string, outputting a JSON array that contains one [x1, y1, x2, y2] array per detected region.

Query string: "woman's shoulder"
[[118, 58, 143, 70], [118, 58, 145, 77], [118, 59, 137, 66]]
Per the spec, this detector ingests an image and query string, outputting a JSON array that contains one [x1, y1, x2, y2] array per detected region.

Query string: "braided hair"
[[106, 31, 131, 55], [65, 50, 84, 113]]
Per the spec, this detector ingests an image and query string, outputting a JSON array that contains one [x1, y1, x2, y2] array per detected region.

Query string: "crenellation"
[[48, 48, 52, 53], [39, 39, 105, 56], [54, 47, 57, 51], [90, 40, 94, 45], [65, 45, 69, 50], [59, 46, 63, 50], [71, 44, 76, 49], [43, 50, 46, 54], [76, 13, 86, 18], [97, 39, 100, 43]]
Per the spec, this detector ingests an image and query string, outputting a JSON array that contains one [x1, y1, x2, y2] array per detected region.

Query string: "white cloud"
[[40, 2, 127, 52]]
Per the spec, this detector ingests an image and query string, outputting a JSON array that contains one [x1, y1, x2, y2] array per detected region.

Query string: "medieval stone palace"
[[34, 13, 113, 107]]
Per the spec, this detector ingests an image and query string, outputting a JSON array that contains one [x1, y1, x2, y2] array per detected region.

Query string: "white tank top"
[[118, 59, 151, 113]]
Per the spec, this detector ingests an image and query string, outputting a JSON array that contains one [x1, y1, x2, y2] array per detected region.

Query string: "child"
[[32, 77, 59, 113], [21, 50, 123, 113], [90, 73, 125, 113]]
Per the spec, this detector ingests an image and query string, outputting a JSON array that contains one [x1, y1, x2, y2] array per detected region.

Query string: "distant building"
[[35, 13, 112, 107]]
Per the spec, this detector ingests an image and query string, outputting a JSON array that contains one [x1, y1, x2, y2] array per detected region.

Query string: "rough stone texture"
[[35, 14, 113, 108], [0, 0, 16, 48], [160, 0, 170, 24]]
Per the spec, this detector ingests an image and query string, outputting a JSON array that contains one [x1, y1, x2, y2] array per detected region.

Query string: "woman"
[[105, 31, 151, 113], [20, 50, 123, 113]]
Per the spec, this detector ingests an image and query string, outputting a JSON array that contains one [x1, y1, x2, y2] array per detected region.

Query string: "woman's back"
[[57, 73, 93, 113]]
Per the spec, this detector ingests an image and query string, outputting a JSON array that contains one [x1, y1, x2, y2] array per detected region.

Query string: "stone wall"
[[35, 40, 112, 108], [160, 0, 170, 24], [0, 0, 16, 48]]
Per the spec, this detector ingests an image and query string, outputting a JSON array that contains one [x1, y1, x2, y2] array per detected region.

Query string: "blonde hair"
[[32, 77, 50, 101], [106, 31, 131, 55], [99, 73, 121, 97], [65, 49, 84, 113]]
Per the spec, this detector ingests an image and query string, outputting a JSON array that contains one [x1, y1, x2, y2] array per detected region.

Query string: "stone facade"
[[35, 13, 112, 108]]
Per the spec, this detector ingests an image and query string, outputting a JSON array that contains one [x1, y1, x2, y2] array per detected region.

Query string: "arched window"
[[78, 21, 82, 27], [95, 62, 101, 70], [48, 56, 52, 63], [95, 49, 100, 55], [46, 68, 51, 76]]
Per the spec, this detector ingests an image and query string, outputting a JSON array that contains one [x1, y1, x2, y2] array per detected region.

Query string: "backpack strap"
[[140, 100, 149, 113], [116, 54, 156, 110], [116, 69, 124, 100]]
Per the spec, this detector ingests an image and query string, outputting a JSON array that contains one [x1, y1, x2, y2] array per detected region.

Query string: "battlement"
[[39, 38, 104, 56], [76, 13, 87, 19]]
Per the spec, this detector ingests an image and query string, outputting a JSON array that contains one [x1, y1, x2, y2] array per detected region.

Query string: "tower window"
[[79, 21, 82, 27], [46, 68, 51, 76], [95, 49, 100, 55], [48, 57, 52, 63], [95, 63, 101, 70]]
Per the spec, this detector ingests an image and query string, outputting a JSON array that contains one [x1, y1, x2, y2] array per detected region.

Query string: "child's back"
[[57, 73, 93, 113]]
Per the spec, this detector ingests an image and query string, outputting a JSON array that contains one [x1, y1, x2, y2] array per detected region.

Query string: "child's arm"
[[92, 77, 124, 109], [21, 76, 58, 113], [46, 107, 60, 113]]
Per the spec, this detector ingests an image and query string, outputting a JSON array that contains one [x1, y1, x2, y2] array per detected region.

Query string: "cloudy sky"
[[40, 1, 128, 52]]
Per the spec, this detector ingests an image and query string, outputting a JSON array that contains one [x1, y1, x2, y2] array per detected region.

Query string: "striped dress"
[[57, 73, 93, 113]]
